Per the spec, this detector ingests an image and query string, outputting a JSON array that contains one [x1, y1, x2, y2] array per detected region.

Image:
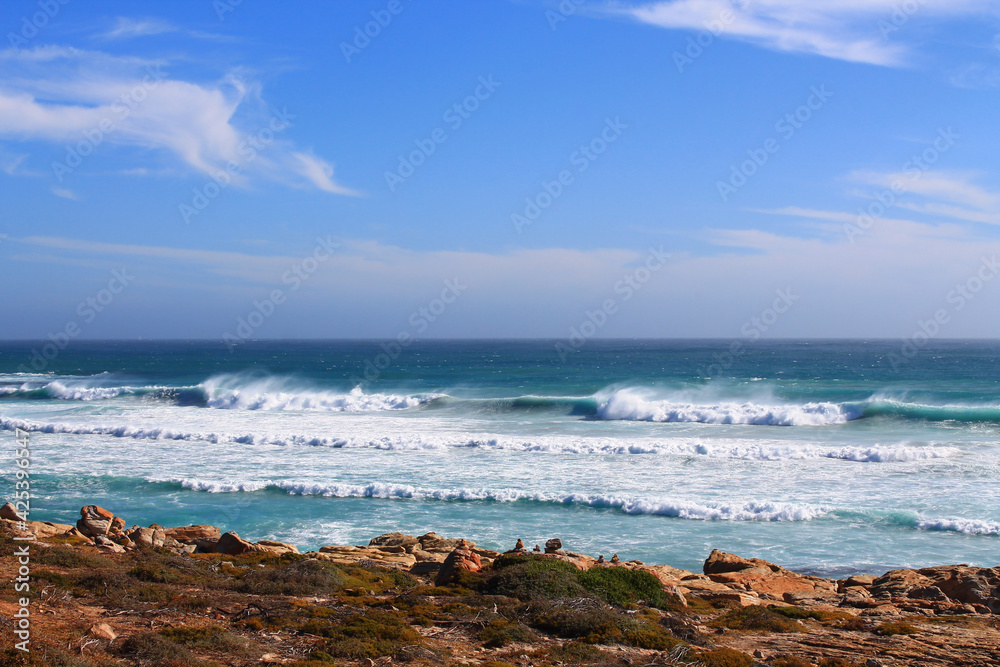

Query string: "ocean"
[[1, 339, 998, 577]]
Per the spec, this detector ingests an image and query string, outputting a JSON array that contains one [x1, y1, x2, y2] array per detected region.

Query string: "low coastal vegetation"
[[2, 515, 1000, 666]]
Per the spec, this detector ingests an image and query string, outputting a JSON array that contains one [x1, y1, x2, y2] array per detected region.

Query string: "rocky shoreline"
[[3, 503, 1000, 666]]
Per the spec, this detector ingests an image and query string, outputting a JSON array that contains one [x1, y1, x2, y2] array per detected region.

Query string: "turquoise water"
[[1, 340, 998, 576]]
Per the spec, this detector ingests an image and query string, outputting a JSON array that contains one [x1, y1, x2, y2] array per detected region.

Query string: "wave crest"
[[158, 478, 829, 521], [596, 388, 855, 426]]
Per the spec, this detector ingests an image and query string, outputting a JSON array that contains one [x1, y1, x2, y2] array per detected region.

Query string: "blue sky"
[[2, 0, 1000, 340]]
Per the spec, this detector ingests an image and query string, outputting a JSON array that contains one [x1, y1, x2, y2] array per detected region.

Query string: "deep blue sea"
[[1, 340, 998, 577]]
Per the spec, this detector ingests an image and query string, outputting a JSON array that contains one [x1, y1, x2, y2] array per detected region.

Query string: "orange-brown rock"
[[256, 540, 299, 556], [164, 525, 221, 545], [703, 550, 837, 602], [214, 532, 263, 556], [435, 541, 482, 585], [77, 505, 126, 539]]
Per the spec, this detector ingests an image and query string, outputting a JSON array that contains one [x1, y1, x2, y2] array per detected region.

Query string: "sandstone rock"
[[841, 586, 873, 607], [545, 538, 563, 554], [124, 525, 167, 549], [77, 505, 125, 539], [214, 532, 263, 556], [916, 565, 1000, 612], [515, 538, 524, 550], [418, 532, 471, 553], [256, 540, 299, 555], [435, 542, 481, 585], [164, 525, 221, 545], [411, 561, 443, 576], [870, 569, 933, 599], [88, 623, 117, 641], [369, 532, 419, 549], [0, 502, 22, 521], [845, 574, 876, 588], [702, 550, 837, 600], [0, 518, 76, 540], [93, 535, 125, 553]]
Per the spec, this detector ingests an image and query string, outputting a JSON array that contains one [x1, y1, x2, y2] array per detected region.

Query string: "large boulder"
[[370, 532, 419, 550], [164, 525, 221, 545], [256, 540, 299, 556], [124, 526, 167, 549], [214, 532, 264, 556], [77, 506, 126, 539], [702, 550, 837, 602], [418, 532, 471, 554], [435, 541, 481, 585], [865, 565, 1000, 613], [0, 502, 22, 521]]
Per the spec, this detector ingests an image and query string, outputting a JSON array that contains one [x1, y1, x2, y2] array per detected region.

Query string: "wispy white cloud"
[[0, 47, 355, 195], [50, 187, 78, 200], [102, 17, 178, 40], [617, 0, 995, 66]]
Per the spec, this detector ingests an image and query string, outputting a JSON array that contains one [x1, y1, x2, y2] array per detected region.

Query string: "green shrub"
[[33, 546, 108, 569], [313, 611, 422, 659], [578, 567, 674, 608], [772, 657, 812, 667], [711, 606, 806, 633], [697, 648, 755, 667], [530, 604, 681, 649], [159, 626, 256, 656], [116, 632, 194, 665], [545, 641, 611, 663], [233, 559, 346, 596], [876, 621, 920, 636], [484, 557, 589, 600], [478, 619, 536, 647]]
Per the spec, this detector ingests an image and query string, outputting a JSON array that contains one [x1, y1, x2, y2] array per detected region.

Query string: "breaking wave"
[[0, 417, 960, 461], [155, 478, 830, 521]]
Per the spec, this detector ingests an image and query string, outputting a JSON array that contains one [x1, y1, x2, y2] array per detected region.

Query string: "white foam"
[[156, 477, 830, 522], [0, 417, 959, 462], [596, 388, 856, 426], [916, 518, 1000, 536], [42, 381, 127, 401], [200, 376, 431, 412]]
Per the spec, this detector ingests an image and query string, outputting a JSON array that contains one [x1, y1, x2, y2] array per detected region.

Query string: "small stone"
[[544, 538, 562, 553], [514, 538, 524, 550], [611, 554, 620, 563], [88, 623, 117, 640], [753, 649, 766, 659]]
